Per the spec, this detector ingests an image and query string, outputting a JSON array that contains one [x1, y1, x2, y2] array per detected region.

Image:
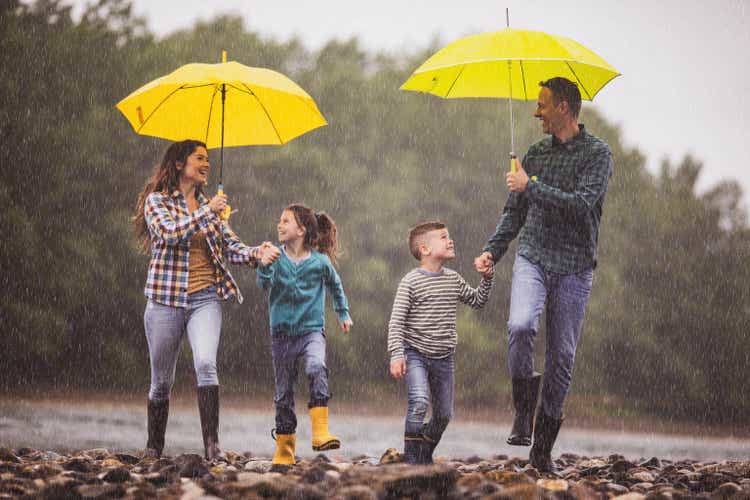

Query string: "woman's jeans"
[[507, 254, 593, 419], [144, 286, 222, 402], [404, 346, 454, 443], [271, 330, 330, 434]]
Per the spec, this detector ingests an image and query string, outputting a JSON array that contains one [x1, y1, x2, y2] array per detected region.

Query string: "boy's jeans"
[[271, 330, 330, 434], [404, 346, 454, 443], [144, 285, 222, 401], [507, 254, 593, 419]]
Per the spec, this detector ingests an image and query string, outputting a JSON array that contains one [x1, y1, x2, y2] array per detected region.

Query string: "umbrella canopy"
[[400, 28, 620, 101], [116, 60, 327, 149]]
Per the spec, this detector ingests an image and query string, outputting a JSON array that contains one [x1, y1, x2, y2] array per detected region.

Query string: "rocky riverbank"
[[1, 446, 749, 499]]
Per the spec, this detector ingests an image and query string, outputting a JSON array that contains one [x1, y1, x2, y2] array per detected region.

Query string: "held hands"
[[255, 242, 281, 266], [474, 251, 494, 275], [506, 160, 529, 192], [389, 358, 406, 380], [209, 193, 228, 214], [339, 318, 353, 333]]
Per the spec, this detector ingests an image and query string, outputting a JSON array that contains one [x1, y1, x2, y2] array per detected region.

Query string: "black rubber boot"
[[529, 411, 563, 473], [417, 434, 437, 465], [145, 399, 169, 458], [507, 372, 542, 446], [403, 434, 424, 465], [197, 385, 225, 461]]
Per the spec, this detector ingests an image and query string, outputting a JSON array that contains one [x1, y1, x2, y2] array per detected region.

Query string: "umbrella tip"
[[222, 50, 227, 63]]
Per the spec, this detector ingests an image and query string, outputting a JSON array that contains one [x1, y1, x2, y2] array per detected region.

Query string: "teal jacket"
[[256, 248, 351, 336]]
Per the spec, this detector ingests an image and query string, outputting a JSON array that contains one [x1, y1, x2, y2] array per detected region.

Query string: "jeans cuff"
[[308, 399, 329, 408]]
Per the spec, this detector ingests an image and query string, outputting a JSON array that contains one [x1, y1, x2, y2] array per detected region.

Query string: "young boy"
[[388, 221, 494, 464]]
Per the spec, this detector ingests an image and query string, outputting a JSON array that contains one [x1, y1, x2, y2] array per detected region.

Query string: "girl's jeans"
[[404, 346, 454, 444], [144, 286, 222, 402], [271, 330, 330, 434], [507, 254, 593, 419]]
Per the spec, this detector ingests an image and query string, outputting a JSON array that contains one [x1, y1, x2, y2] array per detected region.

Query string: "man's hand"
[[259, 242, 281, 266], [474, 251, 494, 274], [506, 161, 529, 192], [339, 318, 353, 333], [390, 358, 406, 380]]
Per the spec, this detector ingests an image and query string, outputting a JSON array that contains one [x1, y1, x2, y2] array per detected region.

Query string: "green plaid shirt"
[[483, 125, 612, 274]]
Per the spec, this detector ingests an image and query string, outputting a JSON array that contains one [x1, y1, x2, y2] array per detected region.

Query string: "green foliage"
[[1, 0, 748, 424]]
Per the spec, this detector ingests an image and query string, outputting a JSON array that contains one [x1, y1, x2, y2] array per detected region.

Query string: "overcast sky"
[[69, 0, 750, 205]]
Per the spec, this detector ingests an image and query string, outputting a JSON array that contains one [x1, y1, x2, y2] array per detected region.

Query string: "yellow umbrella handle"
[[217, 185, 231, 221], [509, 153, 518, 173]]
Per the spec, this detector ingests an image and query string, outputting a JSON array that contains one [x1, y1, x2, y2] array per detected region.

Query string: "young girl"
[[256, 203, 353, 466]]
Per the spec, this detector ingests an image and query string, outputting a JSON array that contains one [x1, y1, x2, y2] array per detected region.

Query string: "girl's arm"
[[322, 258, 351, 323], [144, 192, 211, 245], [457, 272, 493, 309], [255, 260, 277, 290]]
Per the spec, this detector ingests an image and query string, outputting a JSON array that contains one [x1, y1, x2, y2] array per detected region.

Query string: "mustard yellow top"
[[188, 232, 215, 294]]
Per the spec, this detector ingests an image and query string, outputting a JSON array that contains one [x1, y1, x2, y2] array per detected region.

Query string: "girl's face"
[[277, 209, 305, 244], [177, 147, 210, 186]]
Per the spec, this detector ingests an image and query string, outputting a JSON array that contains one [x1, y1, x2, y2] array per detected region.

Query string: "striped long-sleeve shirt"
[[387, 267, 493, 362]]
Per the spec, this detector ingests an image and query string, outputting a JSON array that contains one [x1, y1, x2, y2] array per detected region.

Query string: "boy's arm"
[[323, 259, 351, 323], [457, 272, 494, 309], [387, 277, 412, 362]]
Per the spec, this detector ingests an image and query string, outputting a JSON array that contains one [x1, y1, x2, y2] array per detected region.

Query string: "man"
[[475, 77, 612, 473]]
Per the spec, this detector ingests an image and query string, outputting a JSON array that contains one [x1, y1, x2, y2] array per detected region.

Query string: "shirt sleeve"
[[144, 192, 211, 246], [220, 222, 259, 267], [482, 190, 529, 262], [525, 146, 612, 217], [457, 272, 493, 309], [256, 261, 276, 290], [387, 276, 412, 362], [323, 258, 351, 322]]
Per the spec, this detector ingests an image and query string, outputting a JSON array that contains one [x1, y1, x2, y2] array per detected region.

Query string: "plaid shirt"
[[144, 190, 258, 307], [483, 125, 612, 274]]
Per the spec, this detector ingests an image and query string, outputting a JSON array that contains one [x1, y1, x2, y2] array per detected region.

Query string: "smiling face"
[[177, 146, 210, 186], [421, 228, 455, 261], [277, 209, 306, 244], [534, 87, 566, 136]]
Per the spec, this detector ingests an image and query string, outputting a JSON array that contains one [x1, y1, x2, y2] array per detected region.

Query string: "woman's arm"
[[144, 192, 212, 246]]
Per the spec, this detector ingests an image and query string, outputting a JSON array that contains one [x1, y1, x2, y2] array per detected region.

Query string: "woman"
[[133, 139, 279, 460]]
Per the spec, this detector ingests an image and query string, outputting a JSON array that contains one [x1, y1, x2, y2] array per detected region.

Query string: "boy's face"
[[421, 228, 455, 261]]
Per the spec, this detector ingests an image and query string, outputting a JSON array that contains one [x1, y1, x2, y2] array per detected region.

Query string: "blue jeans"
[[404, 347, 454, 443], [144, 286, 222, 401], [507, 255, 593, 419], [271, 330, 330, 434]]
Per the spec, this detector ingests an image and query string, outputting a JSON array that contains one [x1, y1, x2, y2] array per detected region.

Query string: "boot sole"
[[506, 437, 532, 446], [312, 439, 341, 451]]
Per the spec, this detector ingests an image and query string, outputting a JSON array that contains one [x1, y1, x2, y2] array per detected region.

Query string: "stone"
[[80, 449, 111, 461], [641, 457, 663, 468], [0, 449, 21, 464], [379, 448, 402, 464], [485, 470, 535, 486], [711, 482, 742, 499], [336, 484, 378, 500], [380, 464, 459, 498], [75, 483, 126, 498], [113, 454, 139, 465], [64, 458, 98, 474], [101, 467, 131, 483], [632, 471, 657, 483], [614, 494, 646, 500], [244, 459, 273, 474], [537, 478, 569, 491]]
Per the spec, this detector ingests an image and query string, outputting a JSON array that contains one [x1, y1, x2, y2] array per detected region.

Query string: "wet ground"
[[1, 398, 747, 462]]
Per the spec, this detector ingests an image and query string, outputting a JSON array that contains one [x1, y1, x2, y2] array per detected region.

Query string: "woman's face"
[[178, 147, 210, 186]]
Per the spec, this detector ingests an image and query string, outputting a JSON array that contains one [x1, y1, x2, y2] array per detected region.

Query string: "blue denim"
[[144, 286, 222, 401], [271, 330, 330, 434], [404, 346, 454, 444], [506, 254, 593, 418]]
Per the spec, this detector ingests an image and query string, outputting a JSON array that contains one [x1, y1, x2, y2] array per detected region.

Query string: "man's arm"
[[482, 191, 529, 262]]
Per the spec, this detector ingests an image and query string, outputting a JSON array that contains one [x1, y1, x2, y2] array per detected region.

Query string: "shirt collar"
[[169, 189, 208, 205], [550, 124, 587, 151]]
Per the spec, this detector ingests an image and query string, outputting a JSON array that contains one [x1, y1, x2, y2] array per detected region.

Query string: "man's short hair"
[[408, 221, 446, 260], [540, 77, 582, 118]]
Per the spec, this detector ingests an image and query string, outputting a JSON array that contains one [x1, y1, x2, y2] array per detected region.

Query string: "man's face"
[[422, 228, 455, 261], [534, 87, 565, 136]]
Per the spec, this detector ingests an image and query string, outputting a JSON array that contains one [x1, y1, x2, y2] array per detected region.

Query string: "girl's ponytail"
[[315, 211, 339, 266]]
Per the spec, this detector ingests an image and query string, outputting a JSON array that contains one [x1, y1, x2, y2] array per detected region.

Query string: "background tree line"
[[1, 0, 748, 425]]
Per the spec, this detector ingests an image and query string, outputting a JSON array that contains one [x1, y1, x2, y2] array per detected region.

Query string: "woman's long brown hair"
[[132, 140, 206, 253], [286, 203, 340, 266]]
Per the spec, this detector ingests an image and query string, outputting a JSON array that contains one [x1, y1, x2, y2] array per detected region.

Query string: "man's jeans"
[[507, 255, 593, 419], [404, 347, 454, 443], [271, 330, 330, 434], [144, 285, 222, 401]]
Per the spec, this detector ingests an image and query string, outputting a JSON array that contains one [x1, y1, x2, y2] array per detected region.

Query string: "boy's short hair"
[[408, 221, 446, 260]]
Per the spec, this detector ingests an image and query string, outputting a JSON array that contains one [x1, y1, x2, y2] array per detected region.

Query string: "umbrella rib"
[[204, 85, 220, 144], [444, 65, 466, 98], [519, 60, 528, 100], [565, 62, 592, 100], [241, 83, 283, 144], [136, 84, 190, 133]]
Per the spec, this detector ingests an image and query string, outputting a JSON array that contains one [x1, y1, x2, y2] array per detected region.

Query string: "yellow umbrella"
[[401, 18, 620, 171], [116, 52, 326, 217]]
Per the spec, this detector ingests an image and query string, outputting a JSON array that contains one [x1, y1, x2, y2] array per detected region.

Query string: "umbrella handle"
[[217, 185, 232, 221], [509, 153, 518, 173]]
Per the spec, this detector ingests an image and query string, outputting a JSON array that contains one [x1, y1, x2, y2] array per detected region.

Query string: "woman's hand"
[[339, 318, 353, 333], [208, 193, 228, 214], [258, 242, 280, 266], [389, 359, 406, 380]]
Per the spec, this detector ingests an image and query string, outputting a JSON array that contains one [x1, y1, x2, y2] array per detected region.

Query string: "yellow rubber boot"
[[309, 406, 341, 451], [272, 433, 296, 465]]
